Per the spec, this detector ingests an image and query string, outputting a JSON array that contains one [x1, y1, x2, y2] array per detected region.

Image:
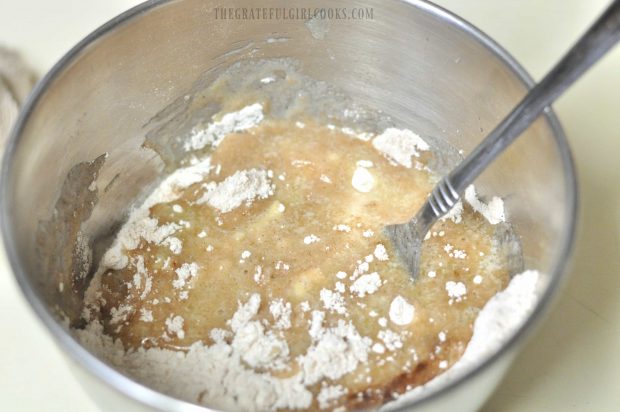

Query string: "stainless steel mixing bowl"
[[0, 0, 577, 411]]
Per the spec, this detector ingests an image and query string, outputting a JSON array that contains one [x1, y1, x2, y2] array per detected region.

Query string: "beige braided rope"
[[0, 47, 36, 148]]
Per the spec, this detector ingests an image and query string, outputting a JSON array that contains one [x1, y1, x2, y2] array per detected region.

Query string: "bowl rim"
[[0, 0, 578, 410]]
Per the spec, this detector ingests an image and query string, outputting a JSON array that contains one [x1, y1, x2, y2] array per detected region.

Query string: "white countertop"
[[1, 0, 619, 411]]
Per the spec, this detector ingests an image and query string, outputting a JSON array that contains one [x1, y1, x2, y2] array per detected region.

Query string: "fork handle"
[[428, 0, 620, 216]]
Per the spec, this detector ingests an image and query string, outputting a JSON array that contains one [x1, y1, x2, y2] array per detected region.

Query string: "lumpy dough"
[[84, 119, 510, 410]]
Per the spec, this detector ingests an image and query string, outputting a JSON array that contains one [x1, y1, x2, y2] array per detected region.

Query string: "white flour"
[[77, 294, 374, 412], [378, 329, 403, 351], [97, 156, 213, 271], [319, 288, 348, 315], [303, 234, 320, 245], [173, 262, 199, 289], [184, 103, 264, 151], [373, 244, 389, 261], [164, 236, 182, 254], [300, 311, 372, 384], [438, 184, 506, 226], [269, 298, 292, 330], [165, 315, 185, 339], [139, 308, 153, 323], [350, 273, 382, 297], [381, 270, 540, 411], [445, 281, 467, 303], [351, 166, 375, 193], [439, 201, 464, 224], [372, 128, 430, 168], [317, 385, 348, 410], [388, 296, 415, 326], [464, 185, 506, 224], [197, 169, 275, 213]]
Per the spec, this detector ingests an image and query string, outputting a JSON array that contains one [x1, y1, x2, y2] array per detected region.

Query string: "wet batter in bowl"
[[80, 108, 512, 411]]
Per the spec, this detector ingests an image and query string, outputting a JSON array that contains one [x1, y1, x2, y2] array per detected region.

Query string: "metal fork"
[[385, 0, 620, 279]]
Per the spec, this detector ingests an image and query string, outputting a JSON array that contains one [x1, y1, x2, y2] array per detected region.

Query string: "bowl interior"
[[1, 0, 576, 410]]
